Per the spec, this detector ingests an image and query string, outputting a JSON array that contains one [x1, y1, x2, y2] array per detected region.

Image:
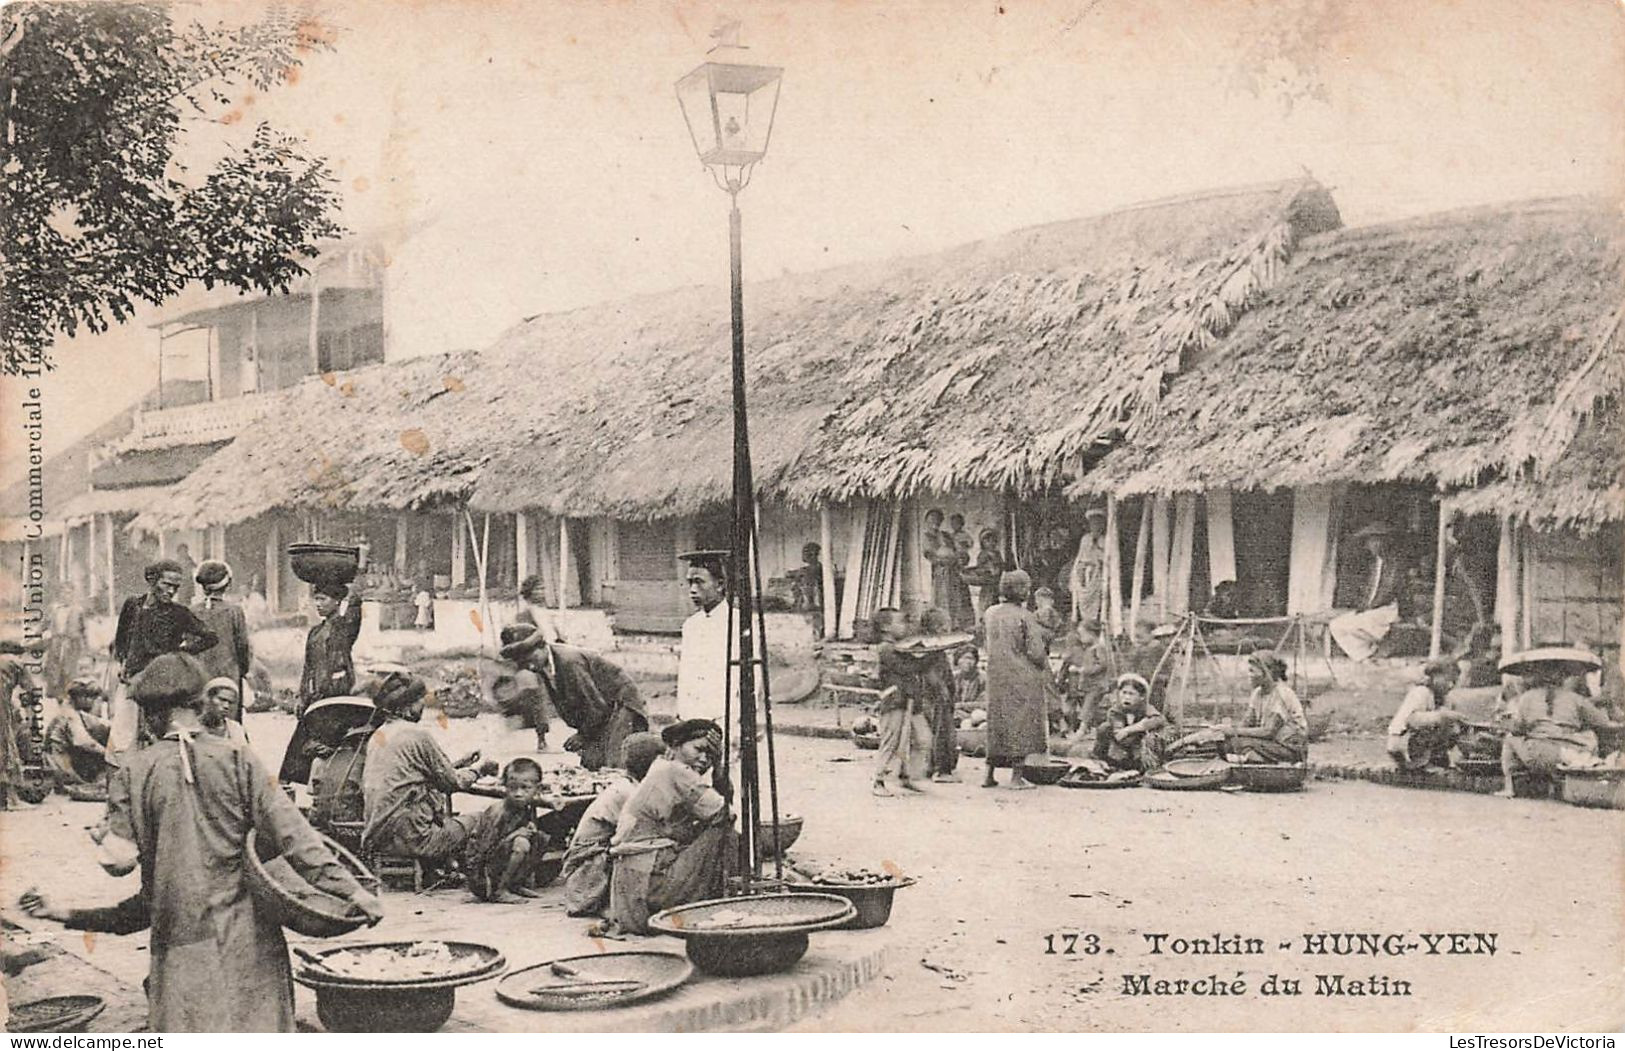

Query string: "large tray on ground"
[[6, 996, 105, 1033], [496, 952, 693, 1011], [1059, 769, 1143, 789], [294, 940, 505, 987]]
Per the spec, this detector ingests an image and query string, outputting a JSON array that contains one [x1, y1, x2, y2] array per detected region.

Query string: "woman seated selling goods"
[[1225, 653, 1309, 764]]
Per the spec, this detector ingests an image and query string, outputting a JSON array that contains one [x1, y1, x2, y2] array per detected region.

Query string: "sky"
[[5, 0, 1624, 490]]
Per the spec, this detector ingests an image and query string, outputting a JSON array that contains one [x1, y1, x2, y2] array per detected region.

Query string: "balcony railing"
[[127, 391, 275, 447]]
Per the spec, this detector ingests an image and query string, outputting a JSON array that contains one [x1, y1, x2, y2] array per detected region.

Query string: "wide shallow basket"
[[296, 941, 505, 987], [1163, 757, 1232, 778], [851, 729, 880, 750], [1454, 757, 1502, 777], [245, 830, 382, 938], [300, 696, 377, 748], [755, 814, 804, 856], [788, 878, 915, 929], [287, 543, 360, 586], [1059, 769, 1143, 789], [6, 996, 105, 1033], [1146, 768, 1230, 791], [650, 893, 857, 977], [1228, 762, 1308, 792], [1021, 757, 1071, 785], [496, 952, 693, 1011], [1562, 767, 1625, 810]]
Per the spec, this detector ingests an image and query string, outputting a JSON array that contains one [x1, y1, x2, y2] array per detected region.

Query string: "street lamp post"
[[676, 29, 784, 893]]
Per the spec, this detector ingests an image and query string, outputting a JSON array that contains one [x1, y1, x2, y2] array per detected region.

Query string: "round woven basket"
[[245, 829, 382, 938]]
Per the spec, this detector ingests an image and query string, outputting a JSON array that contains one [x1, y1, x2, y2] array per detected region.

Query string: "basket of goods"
[[293, 941, 506, 1033], [649, 893, 856, 977], [1058, 760, 1144, 789], [1228, 762, 1309, 792], [287, 543, 361, 586], [6, 996, 106, 1033], [1560, 763, 1625, 810], [850, 715, 880, 750], [496, 952, 693, 1011], [1020, 754, 1071, 786], [788, 866, 916, 929], [755, 813, 804, 856], [1145, 757, 1231, 791], [245, 829, 382, 938]]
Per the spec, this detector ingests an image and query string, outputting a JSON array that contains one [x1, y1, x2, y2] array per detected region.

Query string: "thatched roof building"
[[1076, 197, 1625, 517], [136, 177, 1340, 530], [1449, 407, 1623, 532]]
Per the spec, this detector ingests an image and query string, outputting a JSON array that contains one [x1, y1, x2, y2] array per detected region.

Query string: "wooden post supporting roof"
[[1151, 497, 1171, 621], [1429, 502, 1451, 658], [516, 511, 531, 586], [1129, 498, 1151, 641], [1497, 515, 1519, 661], [837, 502, 869, 639], [1104, 494, 1122, 637], [452, 511, 467, 587], [395, 515, 409, 576], [819, 506, 837, 639], [558, 517, 571, 612]]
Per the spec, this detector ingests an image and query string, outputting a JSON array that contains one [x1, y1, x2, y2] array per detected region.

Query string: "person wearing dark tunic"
[[960, 528, 1007, 624], [109, 560, 219, 762], [497, 623, 649, 771], [361, 677, 496, 862], [1092, 673, 1169, 771], [44, 677, 110, 786], [19, 653, 381, 1032], [952, 646, 984, 711], [561, 732, 665, 917], [299, 582, 362, 714], [982, 570, 1049, 789], [191, 561, 252, 722], [870, 609, 935, 796], [1056, 620, 1111, 734], [605, 719, 733, 936], [924, 510, 976, 632]]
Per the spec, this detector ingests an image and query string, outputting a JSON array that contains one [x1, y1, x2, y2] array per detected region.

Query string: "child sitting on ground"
[[463, 757, 550, 902]]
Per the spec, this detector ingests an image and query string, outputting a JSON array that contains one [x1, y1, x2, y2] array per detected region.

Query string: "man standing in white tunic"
[[676, 551, 733, 727]]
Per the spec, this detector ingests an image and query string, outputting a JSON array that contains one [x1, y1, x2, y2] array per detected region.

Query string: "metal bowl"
[[788, 878, 916, 929], [755, 814, 804, 856]]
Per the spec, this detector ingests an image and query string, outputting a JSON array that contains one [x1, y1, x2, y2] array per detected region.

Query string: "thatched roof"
[[1448, 404, 1624, 531], [136, 178, 1339, 529], [474, 177, 1340, 515], [1077, 197, 1625, 499]]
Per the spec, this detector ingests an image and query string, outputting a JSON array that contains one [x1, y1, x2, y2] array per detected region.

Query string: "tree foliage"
[[0, 2, 344, 374]]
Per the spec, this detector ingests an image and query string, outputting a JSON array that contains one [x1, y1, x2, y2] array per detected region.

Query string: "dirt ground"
[[3, 707, 1621, 1033]]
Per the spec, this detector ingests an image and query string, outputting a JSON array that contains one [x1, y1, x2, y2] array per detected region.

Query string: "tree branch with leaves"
[[0, 1, 344, 374]]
